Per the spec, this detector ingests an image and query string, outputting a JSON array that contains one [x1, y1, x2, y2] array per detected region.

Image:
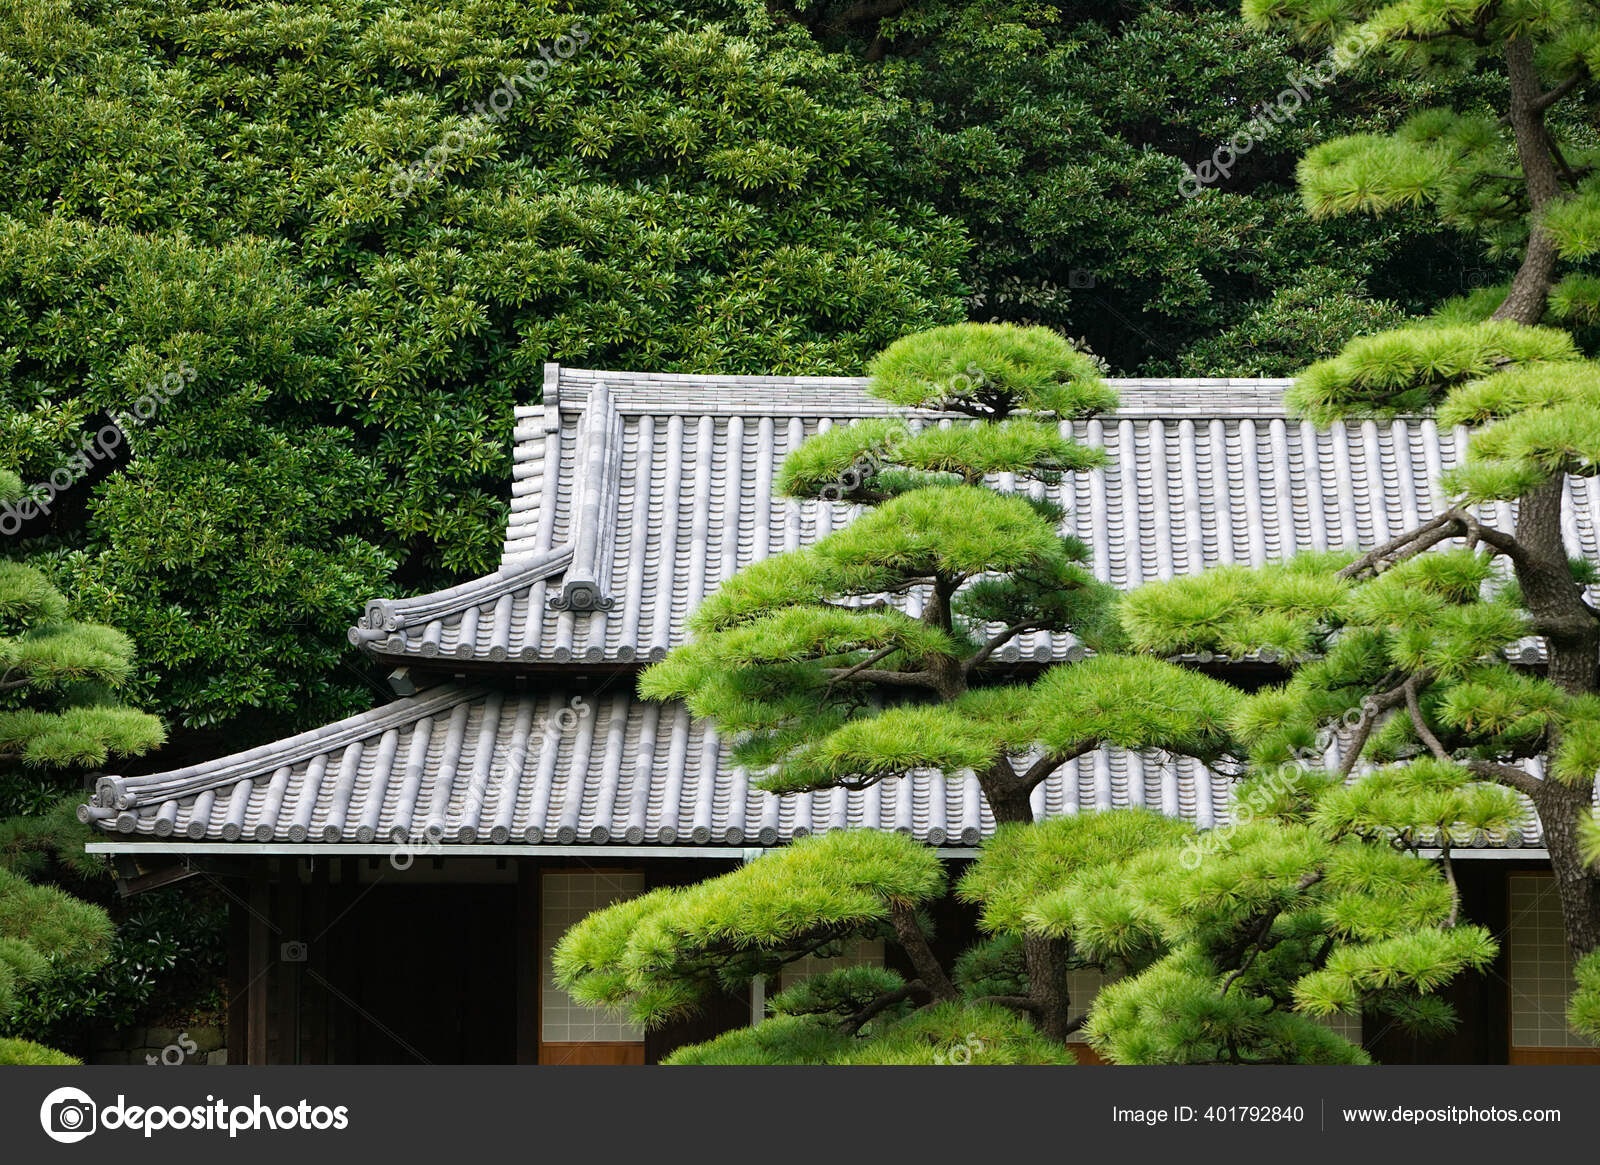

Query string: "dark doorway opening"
[[332, 885, 517, 1064]]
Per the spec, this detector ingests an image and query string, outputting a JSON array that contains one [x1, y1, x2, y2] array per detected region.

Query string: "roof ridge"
[[352, 546, 574, 653], [544, 367, 1306, 419], [553, 367, 1299, 388]]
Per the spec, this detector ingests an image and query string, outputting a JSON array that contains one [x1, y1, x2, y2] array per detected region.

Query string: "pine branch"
[[1405, 673, 1452, 762], [826, 644, 899, 687], [1337, 508, 1539, 583], [1440, 846, 1461, 927], [1219, 870, 1325, 995], [888, 903, 959, 1002], [963, 620, 1039, 676], [819, 667, 939, 689], [821, 597, 890, 614], [1532, 613, 1600, 638], [1469, 520, 1534, 569], [1020, 740, 1096, 793], [1338, 511, 1463, 580], [840, 981, 928, 1035], [1464, 759, 1543, 797], [1529, 66, 1590, 116], [1336, 672, 1414, 781]]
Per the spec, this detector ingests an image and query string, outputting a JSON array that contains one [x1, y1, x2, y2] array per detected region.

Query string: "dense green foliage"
[[841, 0, 1491, 372], [0, 0, 1493, 761], [6, 0, 1579, 1061], [0, 0, 966, 744], [6, 890, 229, 1051]]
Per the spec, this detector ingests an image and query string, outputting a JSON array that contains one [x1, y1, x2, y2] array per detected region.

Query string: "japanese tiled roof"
[[83, 366, 1600, 851], [346, 366, 1600, 667], [81, 685, 1239, 847]]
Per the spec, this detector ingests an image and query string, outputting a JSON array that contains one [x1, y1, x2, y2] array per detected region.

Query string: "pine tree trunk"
[[1489, 39, 1600, 960], [1509, 477, 1600, 962], [1492, 38, 1564, 326], [1497, 476, 1600, 960], [988, 790, 1034, 825], [985, 770, 1075, 1037], [1024, 934, 1075, 1043], [1536, 780, 1600, 957]]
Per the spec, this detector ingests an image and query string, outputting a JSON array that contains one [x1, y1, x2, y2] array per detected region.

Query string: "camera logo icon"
[[40, 1086, 97, 1143], [280, 940, 308, 962]]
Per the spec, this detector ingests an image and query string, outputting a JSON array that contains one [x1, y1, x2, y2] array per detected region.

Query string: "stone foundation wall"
[[87, 1024, 226, 1065]]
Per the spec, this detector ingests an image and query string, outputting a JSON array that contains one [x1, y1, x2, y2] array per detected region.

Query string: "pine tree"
[[1237, 0, 1600, 1036], [0, 469, 164, 1062], [555, 325, 1497, 1063]]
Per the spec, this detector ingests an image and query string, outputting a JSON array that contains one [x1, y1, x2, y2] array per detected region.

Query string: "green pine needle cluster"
[[1544, 185, 1600, 263], [1570, 948, 1600, 1041], [0, 866, 113, 1026], [664, 1001, 1073, 1066], [765, 965, 911, 1022], [866, 323, 1115, 419], [958, 810, 1196, 937], [1025, 655, 1239, 759], [0, 563, 165, 767], [552, 830, 946, 1027], [1549, 274, 1600, 324], [1, 557, 161, 1060], [0, 1035, 80, 1064], [1287, 322, 1579, 424], [1442, 363, 1600, 501], [1120, 553, 1357, 660]]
